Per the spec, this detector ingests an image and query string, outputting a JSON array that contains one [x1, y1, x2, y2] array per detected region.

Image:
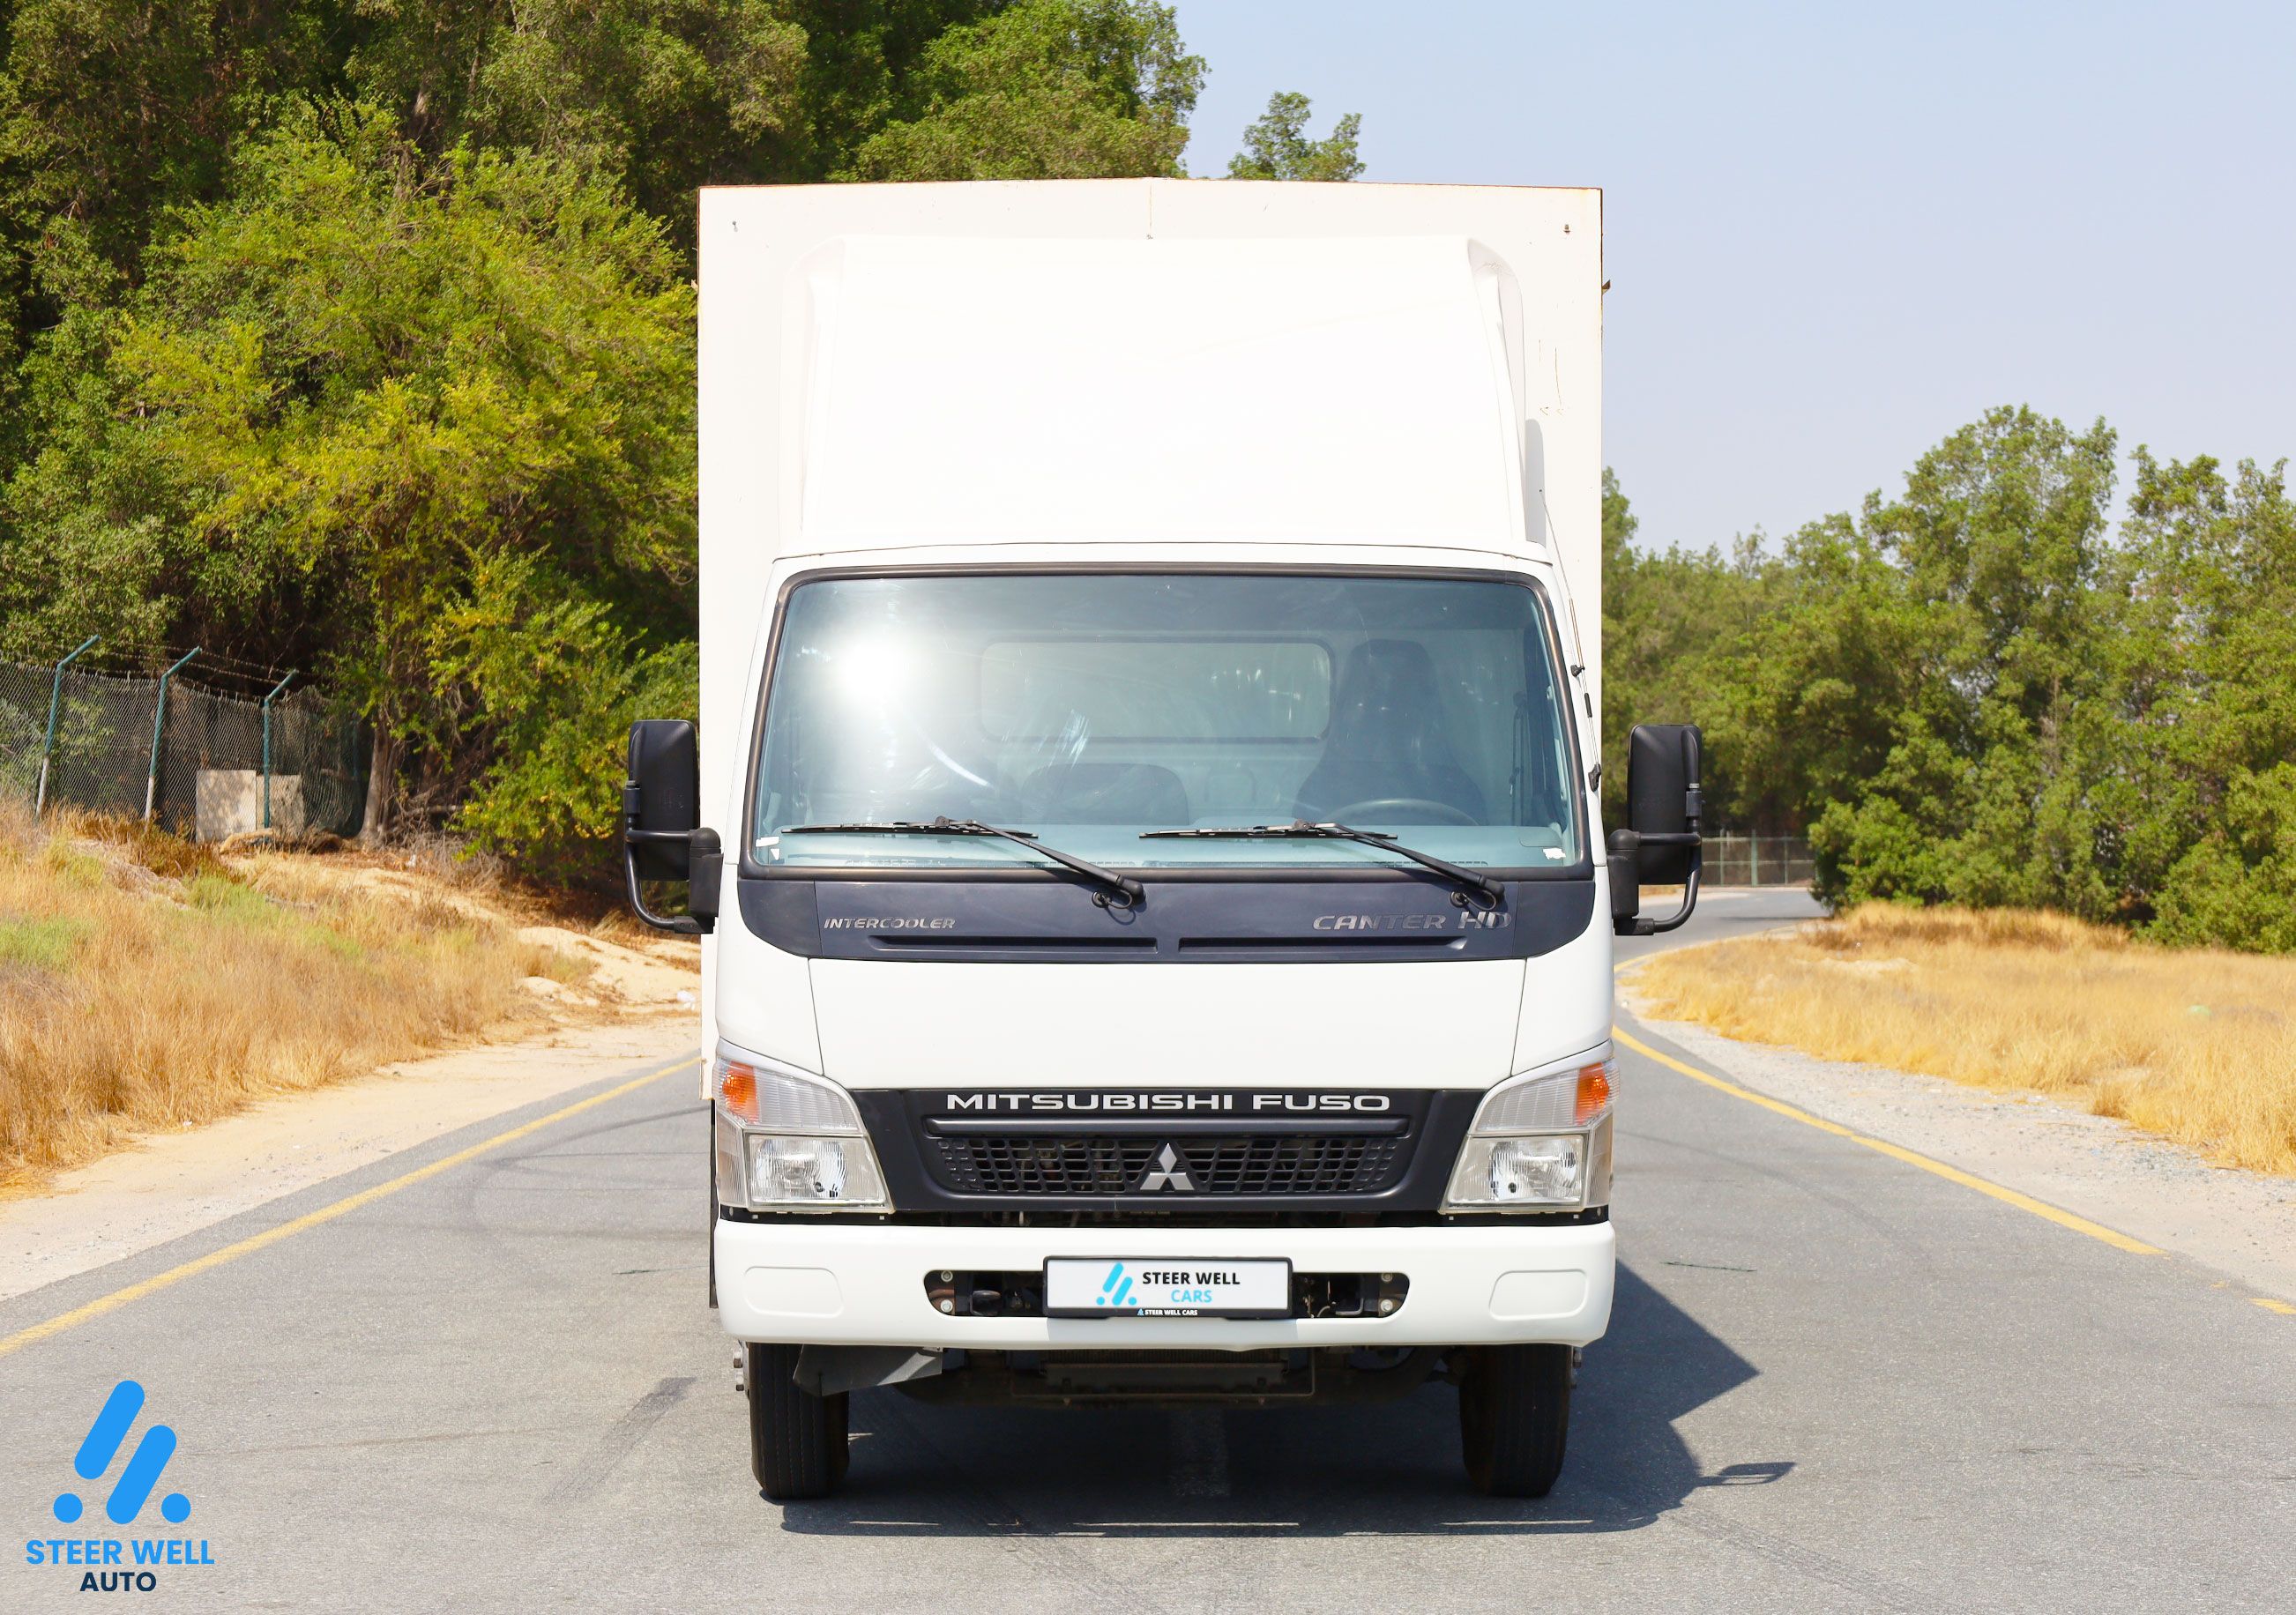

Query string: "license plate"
[[1044, 1257, 1293, 1319]]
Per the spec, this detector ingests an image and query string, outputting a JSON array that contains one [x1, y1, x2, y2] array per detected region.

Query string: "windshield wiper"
[[777, 816, 1144, 908], [1140, 820, 1503, 909]]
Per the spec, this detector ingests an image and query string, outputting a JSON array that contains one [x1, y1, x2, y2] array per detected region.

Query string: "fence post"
[[35, 636, 100, 815], [144, 648, 200, 824], [260, 671, 294, 829]]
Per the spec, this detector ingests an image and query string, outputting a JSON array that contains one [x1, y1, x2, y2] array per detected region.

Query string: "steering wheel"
[[1323, 798, 1480, 827]]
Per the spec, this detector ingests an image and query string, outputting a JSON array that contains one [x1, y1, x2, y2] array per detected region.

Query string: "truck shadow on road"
[[778, 1264, 1789, 1537]]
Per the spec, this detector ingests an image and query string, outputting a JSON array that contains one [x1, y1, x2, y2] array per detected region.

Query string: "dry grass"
[[0, 800, 627, 1194], [1633, 904, 2296, 1175]]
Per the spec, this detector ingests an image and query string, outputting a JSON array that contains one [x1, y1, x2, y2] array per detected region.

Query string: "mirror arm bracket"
[[623, 785, 720, 935], [1608, 828, 1704, 937], [1631, 856, 1701, 936], [623, 856, 696, 934]]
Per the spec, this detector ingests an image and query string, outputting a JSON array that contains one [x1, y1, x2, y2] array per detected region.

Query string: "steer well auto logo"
[[24, 1380, 214, 1593]]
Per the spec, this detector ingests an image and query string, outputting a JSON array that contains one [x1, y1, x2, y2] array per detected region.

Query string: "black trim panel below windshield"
[[738, 873, 1595, 963]]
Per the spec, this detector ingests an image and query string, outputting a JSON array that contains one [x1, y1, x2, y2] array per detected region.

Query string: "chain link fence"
[[0, 657, 368, 838], [1703, 833, 1815, 888]]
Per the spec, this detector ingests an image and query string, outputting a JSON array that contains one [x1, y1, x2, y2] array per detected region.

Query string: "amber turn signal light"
[[718, 1061, 759, 1123], [1574, 1061, 1613, 1125]]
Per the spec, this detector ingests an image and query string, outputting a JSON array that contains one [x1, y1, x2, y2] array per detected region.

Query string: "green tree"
[[781, 1, 1003, 177], [10, 103, 697, 856], [344, 0, 809, 244], [0, 0, 337, 365], [0, 303, 177, 657], [430, 550, 700, 882], [1733, 513, 1965, 900], [1809, 407, 2124, 915], [2117, 451, 2296, 949], [1226, 90, 1361, 181], [841, 0, 1202, 180]]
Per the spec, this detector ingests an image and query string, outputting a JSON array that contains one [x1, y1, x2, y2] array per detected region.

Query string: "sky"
[[1171, 1, 2296, 551]]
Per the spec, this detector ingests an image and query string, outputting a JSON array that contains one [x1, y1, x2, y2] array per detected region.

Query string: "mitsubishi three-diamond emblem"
[[1137, 1142, 1196, 1193]]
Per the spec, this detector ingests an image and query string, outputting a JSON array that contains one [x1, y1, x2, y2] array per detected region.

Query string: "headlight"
[[747, 1135, 886, 1208], [712, 1043, 891, 1213], [1442, 1051, 1614, 1212]]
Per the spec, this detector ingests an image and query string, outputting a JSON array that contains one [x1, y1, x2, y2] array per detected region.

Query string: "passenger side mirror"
[[1607, 723, 1703, 937], [623, 718, 719, 934]]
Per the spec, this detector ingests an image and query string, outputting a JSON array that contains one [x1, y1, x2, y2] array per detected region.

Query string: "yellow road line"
[[1611, 1025, 2164, 1257], [2255, 1298, 2295, 1316], [0, 1058, 698, 1361]]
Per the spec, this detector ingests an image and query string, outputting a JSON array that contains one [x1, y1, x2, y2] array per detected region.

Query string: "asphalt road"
[[5, 888, 2292, 1611]]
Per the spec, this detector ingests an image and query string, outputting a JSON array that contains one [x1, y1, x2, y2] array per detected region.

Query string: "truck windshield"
[[749, 573, 1583, 873]]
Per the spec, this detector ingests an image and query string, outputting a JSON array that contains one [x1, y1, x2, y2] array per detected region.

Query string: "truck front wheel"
[[1457, 1343, 1575, 1497], [746, 1343, 850, 1500]]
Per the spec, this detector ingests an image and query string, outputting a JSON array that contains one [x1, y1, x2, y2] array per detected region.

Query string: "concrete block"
[[195, 769, 303, 841]]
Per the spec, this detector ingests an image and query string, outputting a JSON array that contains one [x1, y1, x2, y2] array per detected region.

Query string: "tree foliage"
[[1226, 90, 1361, 182], [1606, 406, 2296, 951], [843, 0, 1201, 180], [346, 0, 809, 236], [2117, 451, 2296, 949], [7, 106, 697, 847], [0, 1, 336, 360]]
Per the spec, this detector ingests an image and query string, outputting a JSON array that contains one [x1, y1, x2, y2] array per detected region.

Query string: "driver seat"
[[1293, 639, 1486, 824]]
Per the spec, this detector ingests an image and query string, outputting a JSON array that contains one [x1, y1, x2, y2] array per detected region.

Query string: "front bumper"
[[715, 1218, 1614, 1350]]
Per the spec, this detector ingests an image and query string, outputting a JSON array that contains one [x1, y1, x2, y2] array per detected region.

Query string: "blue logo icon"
[[56, 1381, 190, 1526], [1096, 1262, 1134, 1307]]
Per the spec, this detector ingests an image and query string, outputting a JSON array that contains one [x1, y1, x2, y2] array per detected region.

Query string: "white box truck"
[[622, 179, 1703, 1500]]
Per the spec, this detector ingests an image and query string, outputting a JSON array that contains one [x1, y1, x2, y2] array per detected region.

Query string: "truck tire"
[[1458, 1343, 1575, 1498], [746, 1343, 849, 1500]]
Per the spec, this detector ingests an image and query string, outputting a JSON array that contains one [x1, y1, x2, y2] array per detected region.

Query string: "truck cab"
[[623, 182, 1700, 1500]]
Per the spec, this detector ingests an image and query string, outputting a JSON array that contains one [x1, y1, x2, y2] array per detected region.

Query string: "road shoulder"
[[0, 1016, 699, 1304], [1618, 979, 2296, 1305]]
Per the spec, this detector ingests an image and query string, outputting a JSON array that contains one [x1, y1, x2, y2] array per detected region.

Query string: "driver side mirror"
[[1607, 723, 1703, 937], [623, 718, 720, 935]]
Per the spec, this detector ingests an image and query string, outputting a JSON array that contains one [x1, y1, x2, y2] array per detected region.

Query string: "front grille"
[[927, 1133, 1408, 1197]]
